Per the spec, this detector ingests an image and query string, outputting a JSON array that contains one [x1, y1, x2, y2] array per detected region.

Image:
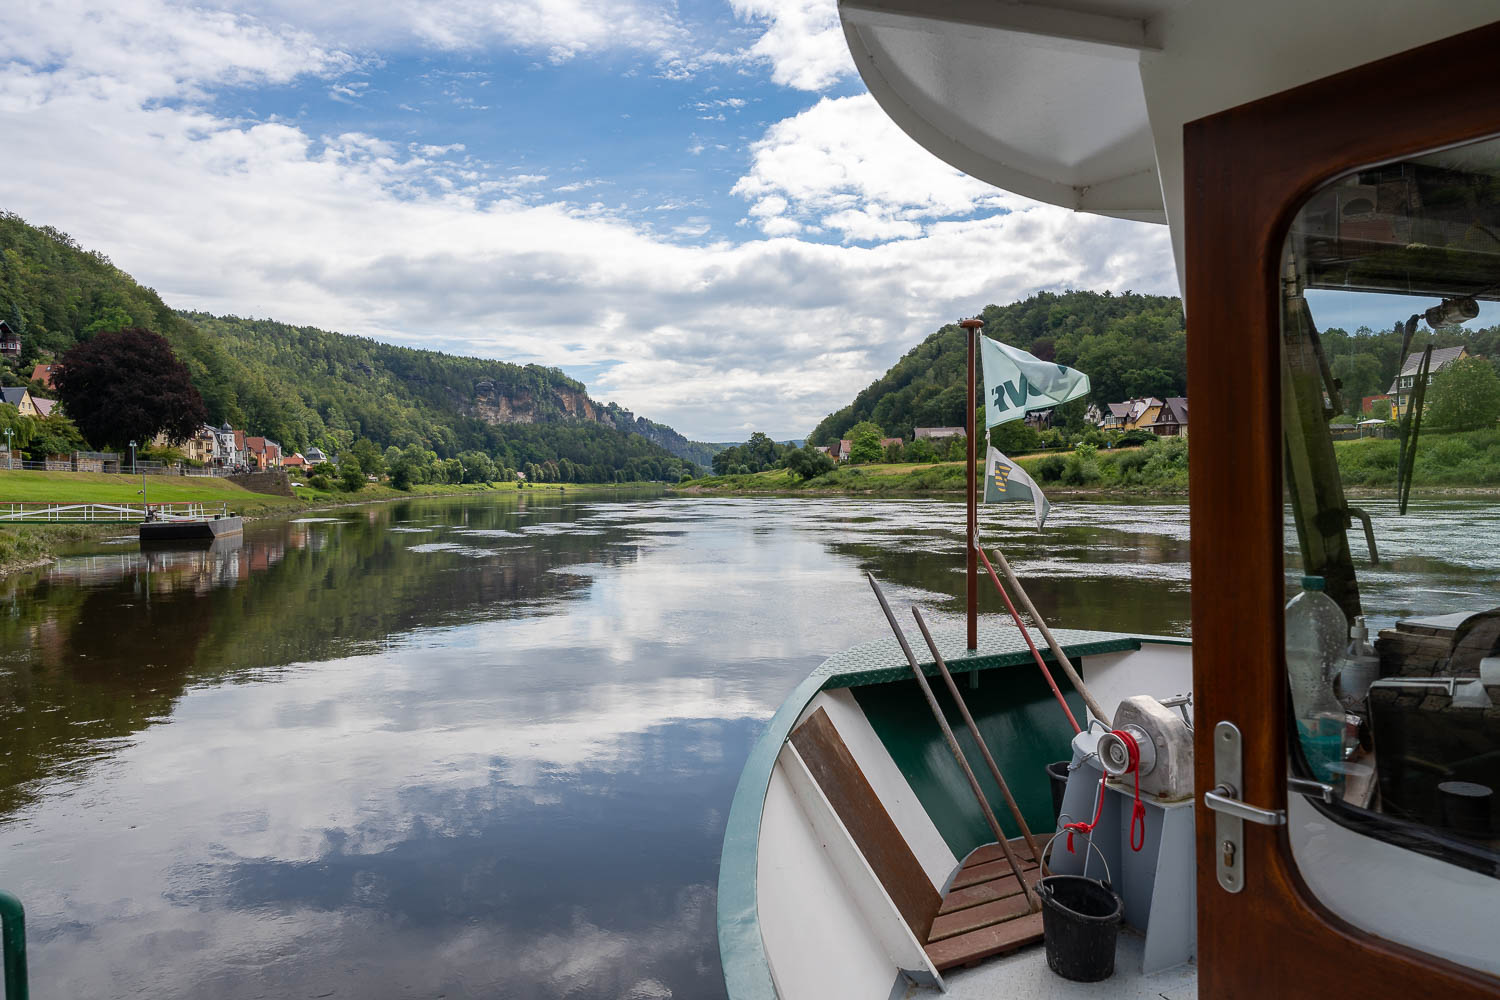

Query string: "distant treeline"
[[811, 290, 1186, 446], [0, 211, 699, 481]]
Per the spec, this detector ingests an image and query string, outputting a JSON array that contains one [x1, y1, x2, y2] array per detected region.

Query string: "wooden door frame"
[[1186, 20, 1500, 998]]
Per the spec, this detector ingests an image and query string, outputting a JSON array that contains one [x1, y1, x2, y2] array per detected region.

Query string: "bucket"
[[1037, 875, 1123, 982], [1045, 760, 1070, 820]]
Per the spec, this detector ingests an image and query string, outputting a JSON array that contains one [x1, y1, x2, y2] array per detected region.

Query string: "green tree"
[[784, 443, 836, 480], [847, 421, 884, 464], [1425, 356, 1500, 432], [0, 404, 35, 455], [349, 438, 385, 478], [25, 412, 85, 458], [337, 456, 365, 492]]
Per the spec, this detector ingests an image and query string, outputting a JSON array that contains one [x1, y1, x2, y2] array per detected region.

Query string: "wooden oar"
[[910, 605, 1041, 863], [865, 573, 1038, 912], [985, 545, 1112, 728]]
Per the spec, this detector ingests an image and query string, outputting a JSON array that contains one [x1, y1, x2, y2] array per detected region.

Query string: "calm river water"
[[0, 491, 1490, 998]]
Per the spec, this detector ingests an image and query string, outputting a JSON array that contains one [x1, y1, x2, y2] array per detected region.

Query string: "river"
[[0, 491, 1488, 998]]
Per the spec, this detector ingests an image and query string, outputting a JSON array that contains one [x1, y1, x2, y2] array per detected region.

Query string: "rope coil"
[[1061, 730, 1147, 854]]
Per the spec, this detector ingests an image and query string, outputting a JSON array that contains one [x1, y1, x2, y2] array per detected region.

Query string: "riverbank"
[[676, 429, 1500, 499], [676, 443, 1188, 498], [0, 471, 650, 577]]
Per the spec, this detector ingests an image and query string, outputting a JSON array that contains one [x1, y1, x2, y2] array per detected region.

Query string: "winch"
[[1095, 695, 1194, 801]]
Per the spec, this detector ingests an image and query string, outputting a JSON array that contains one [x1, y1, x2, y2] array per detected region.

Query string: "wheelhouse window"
[[1281, 135, 1500, 874]]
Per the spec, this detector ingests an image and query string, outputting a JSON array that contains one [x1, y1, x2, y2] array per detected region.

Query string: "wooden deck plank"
[[950, 856, 1039, 890], [936, 868, 1041, 915], [961, 836, 1046, 869], [924, 910, 1045, 970], [927, 892, 1034, 941]]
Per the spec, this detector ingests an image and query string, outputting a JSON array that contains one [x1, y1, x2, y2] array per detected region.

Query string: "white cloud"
[[733, 94, 1018, 241], [228, 0, 696, 65], [0, 2, 1176, 442], [730, 0, 854, 92]]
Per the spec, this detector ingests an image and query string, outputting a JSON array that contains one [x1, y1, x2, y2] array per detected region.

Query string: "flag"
[[985, 447, 1050, 529], [980, 336, 1090, 427]]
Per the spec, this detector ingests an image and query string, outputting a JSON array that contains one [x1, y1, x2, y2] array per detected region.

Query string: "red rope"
[[975, 546, 1080, 733], [1061, 730, 1147, 854]]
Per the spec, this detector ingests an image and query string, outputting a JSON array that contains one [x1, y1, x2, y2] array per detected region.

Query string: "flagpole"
[[960, 317, 983, 652]]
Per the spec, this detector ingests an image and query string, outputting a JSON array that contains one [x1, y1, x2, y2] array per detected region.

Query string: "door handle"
[[1204, 784, 1286, 826]]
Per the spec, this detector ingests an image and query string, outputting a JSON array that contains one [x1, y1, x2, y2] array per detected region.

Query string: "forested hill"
[[0, 212, 711, 478], [810, 290, 1187, 445]]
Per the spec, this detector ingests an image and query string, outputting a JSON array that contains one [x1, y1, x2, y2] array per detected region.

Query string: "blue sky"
[[1, 0, 1181, 440]]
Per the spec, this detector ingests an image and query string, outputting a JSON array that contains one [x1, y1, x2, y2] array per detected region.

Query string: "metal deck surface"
[[910, 932, 1197, 999]]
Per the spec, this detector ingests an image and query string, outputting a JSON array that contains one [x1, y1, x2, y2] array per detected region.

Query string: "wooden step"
[[950, 855, 1040, 890], [927, 891, 1034, 941], [937, 868, 1040, 915], [924, 909, 1045, 970]]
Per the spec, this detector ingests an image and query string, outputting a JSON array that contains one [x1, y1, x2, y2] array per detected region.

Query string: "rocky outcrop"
[[458, 379, 714, 467]]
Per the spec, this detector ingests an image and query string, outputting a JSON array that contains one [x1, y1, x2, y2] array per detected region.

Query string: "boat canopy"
[[839, 0, 1500, 287]]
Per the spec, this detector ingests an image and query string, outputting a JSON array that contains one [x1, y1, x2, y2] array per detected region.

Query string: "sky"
[[0, 0, 1182, 441]]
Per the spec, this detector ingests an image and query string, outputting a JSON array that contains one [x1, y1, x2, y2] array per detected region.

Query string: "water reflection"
[[0, 493, 1207, 998]]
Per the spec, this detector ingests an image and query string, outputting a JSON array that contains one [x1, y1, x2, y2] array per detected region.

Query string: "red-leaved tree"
[[53, 328, 208, 450]]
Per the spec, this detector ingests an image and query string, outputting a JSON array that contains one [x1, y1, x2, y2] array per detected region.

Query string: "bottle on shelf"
[[1285, 575, 1351, 785], [1338, 614, 1380, 710]]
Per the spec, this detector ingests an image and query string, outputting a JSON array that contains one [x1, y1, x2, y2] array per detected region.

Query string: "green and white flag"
[[980, 336, 1090, 427], [985, 447, 1050, 529]]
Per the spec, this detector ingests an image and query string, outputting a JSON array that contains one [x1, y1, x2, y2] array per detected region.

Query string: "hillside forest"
[[0, 212, 702, 483]]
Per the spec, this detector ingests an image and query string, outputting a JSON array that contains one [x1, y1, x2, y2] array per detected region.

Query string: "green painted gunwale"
[[716, 625, 1189, 1000]]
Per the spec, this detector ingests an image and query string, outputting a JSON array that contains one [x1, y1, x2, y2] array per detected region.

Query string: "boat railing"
[[0, 891, 27, 1000]]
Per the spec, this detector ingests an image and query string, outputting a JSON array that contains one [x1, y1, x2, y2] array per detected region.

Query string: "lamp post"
[[129, 440, 137, 475], [4, 427, 12, 470]]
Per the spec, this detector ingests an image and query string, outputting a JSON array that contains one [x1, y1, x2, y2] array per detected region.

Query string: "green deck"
[[717, 624, 1177, 1000]]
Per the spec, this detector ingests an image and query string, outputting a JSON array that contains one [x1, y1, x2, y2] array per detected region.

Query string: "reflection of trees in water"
[[824, 519, 1191, 637], [0, 496, 642, 819]]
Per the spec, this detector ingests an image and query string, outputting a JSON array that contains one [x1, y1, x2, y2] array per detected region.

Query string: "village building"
[[30, 397, 56, 418], [304, 446, 329, 465], [1387, 345, 1470, 418], [282, 453, 308, 469], [29, 363, 58, 390], [244, 436, 282, 470], [1152, 397, 1189, 436], [913, 426, 965, 441], [0, 320, 20, 358], [184, 425, 219, 465], [1101, 397, 1163, 432], [0, 386, 37, 417], [1361, 393, 1393, 416]]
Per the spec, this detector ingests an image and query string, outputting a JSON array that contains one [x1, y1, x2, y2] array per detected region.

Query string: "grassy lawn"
[[0, 470, 297, 508]]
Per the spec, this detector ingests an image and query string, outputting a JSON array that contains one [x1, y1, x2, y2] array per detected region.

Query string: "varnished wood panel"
[[789, 707, 941, 941], [1186, 19, 1500, 998]]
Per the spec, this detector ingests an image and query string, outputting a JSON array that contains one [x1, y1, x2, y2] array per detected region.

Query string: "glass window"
[[1281, 136, 1500, 876]]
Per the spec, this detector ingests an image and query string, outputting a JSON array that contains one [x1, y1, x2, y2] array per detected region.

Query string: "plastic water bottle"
[[1285, 576, 1349, 783]]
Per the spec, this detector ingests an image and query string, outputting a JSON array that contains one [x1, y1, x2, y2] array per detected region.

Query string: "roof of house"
[[0, 387, 29, 407], [1156, 397, 1188, 426], [31, 397, 55, 418], [879, 437, 903, 448], [913, 426, 964, 438], [1387, 346, 1469, 392]]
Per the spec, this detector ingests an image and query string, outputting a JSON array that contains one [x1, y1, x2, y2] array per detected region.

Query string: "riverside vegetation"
[[685, 428, 1500, 497]]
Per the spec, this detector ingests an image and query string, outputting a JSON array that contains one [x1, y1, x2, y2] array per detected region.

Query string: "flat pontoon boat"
[[719, 3, 1500, 997]]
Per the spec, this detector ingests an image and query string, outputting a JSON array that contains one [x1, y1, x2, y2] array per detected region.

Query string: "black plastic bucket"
[[1038, 874, 1123, 982], [1045, 760, 1070, 820]]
